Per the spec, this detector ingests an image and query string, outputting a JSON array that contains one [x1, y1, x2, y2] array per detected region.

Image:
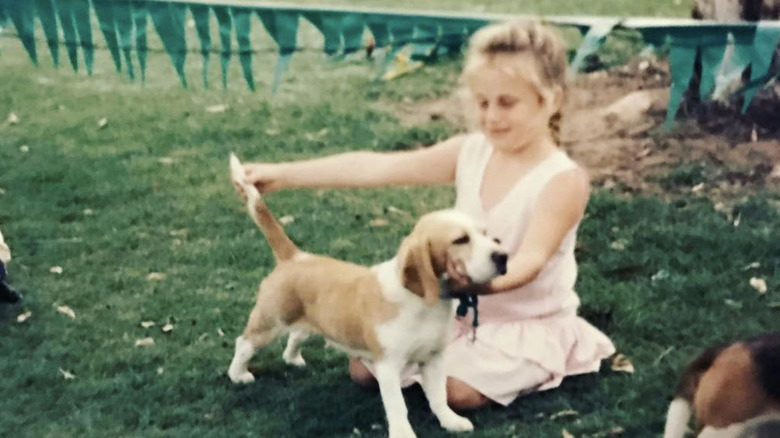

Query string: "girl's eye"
[[498, 97, 517, 108], [478, 100, 489, 109]]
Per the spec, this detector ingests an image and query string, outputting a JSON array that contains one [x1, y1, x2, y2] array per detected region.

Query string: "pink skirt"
[[362, 311, 615, 406]]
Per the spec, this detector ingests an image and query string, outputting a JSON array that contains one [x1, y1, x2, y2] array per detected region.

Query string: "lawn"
[[1, 1, 779, 437]]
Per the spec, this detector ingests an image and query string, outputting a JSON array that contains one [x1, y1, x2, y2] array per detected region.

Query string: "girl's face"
[[467, 54, 558, 153]]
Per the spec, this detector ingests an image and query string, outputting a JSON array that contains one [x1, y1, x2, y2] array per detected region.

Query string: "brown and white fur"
[[663, 332, 780, 438], [227, 154, 507, 438]]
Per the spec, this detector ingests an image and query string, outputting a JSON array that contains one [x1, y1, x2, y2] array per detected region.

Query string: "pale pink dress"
[[444, 133, 616, 405], [362, 133, 615, 405]]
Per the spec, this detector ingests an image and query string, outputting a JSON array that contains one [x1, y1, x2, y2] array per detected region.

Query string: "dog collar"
[[456, 294, 479, 342]]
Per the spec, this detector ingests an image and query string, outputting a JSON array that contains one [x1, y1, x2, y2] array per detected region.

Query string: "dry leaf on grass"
[[591, 426, 625, 437], [743, 262, 761, 270], [17, 311, 32, 323], [205, 104, 228, 113], [158, 157, 175, 165], [611, 354, 635, 374], [279, 215, 295, 225], [724, 299, 743, 310], [56, 305, 76, 319], [217, 328, 225, 337], [97, 118, 108, 129], [610, 240, 626, 251], [169, 229, 188, 237], [749, 277, 768, 294], [157, 367, 164, 375], [562, 429, 575, 438], [369, 218, 389, 227], [6, 112, 20, 125], [147, 272, 166, 281], [162, 323, 174, 333], [550, 409, 579, 420], [19, 145, 29, 153], [50, 266, 63, 274], [135, 337, 155, 347], [58, 368, 76, 380], [140, 321, 155, 329]]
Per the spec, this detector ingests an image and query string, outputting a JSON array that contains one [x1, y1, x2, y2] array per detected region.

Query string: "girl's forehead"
[[466, 53, 543, 94]]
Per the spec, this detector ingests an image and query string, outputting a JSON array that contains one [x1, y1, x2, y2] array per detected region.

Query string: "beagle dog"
[[227, 154, 507, 438], [664, 332, 780, 438]]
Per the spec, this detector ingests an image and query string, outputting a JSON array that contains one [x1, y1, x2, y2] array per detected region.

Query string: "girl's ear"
[[546, 85, 564, 115]]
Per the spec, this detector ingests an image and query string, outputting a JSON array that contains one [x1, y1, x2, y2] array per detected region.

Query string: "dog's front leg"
[[374, 359, 417, 438], [420, 353, 474, 433]]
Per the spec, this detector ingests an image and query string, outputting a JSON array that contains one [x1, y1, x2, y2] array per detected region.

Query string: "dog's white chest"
[[373, 260, 454, 363]]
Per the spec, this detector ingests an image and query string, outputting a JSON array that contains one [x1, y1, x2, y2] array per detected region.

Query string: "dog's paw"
[[283, 353, 307, 367], [228, 368, 256, 384], [438, 412, 473, 433]]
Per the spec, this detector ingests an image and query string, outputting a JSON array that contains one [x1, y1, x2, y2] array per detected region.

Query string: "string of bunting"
[[0, 0, 778, 126]]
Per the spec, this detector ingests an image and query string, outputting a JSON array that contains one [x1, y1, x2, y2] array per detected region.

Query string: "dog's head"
[[398, 210, 507, 305]]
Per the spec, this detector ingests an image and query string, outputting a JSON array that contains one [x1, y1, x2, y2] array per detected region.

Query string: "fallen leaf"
[[265, 128, 280, 136], [56, 305, 76, 319], [6, 112, 19, 125], [217, 328, 225, 337], [751, 128, 758, 143], [749, 277, 768, 294], [158, 157, 174, 165], [83, 209, 95, 216], [724, 299, 743, 310], [157, 367, 164, 375], [50, 266, 63, 274], [610, 240, 626, 251], [369, 218, 389, 227], [387, 206, 410, 216], [691, 182, 705, 193], [550, 409, 579, 420], [651, 269, 669, 281], [140, 321, 156, 329], [611, 354, 635, 374], [562, 429, 575, 438], [743, 262, 761, 270], [169, 229, 188, 237], [147, 272, 166, 281], [198, 333, 209, 342], [205, 104, 228, 113], [59, 368, 76, 380], [162, 323, 174, 333], [591, 426, 625, 437], [135, 337, 155, 347], [19, 145, 29, 153], [279, 215, 295, 225], [97, 117, 108, 129], [733, 213, 741, 227], [17, 311, 32, 323]]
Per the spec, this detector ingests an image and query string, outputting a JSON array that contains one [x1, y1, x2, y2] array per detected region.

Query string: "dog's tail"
[[230, 153, 299, 262]]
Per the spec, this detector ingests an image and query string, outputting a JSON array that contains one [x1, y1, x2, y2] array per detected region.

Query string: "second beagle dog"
[[663, 332, 780, 438], [227, 154, 507, 438]]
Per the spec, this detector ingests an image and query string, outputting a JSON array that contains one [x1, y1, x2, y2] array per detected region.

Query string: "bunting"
[[0, 0, 778, 126]]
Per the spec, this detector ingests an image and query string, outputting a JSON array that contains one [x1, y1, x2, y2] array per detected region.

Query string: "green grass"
[[2, 1, 779, 437]]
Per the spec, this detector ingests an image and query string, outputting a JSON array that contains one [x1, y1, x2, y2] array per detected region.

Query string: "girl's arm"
[[487, 167, 591, 294], [243, 134, 467, 192]]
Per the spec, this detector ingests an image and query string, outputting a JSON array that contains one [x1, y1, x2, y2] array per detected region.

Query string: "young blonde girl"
[[241, 20, 615, 410]]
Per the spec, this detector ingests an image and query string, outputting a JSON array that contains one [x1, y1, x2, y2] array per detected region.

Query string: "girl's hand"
[[243, 163, 284, 194]]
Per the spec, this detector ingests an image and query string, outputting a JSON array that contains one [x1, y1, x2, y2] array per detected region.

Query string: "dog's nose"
[[491, 252, 508, 275]]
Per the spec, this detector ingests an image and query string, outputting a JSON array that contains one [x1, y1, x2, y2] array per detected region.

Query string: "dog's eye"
[[452, 235, 470, 245]]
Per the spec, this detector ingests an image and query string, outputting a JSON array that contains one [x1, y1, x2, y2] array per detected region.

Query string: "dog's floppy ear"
[[399, 236, 441, 305]]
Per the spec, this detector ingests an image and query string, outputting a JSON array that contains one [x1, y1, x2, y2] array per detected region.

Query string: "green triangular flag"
[[303, 11, 341, 55], [258, 10, 298, 93], [213, 6, 233, 89], [34, 0, 59, 67], [93, 0, 123, 73], [233, 8, 255, 91], [7, 1, 38, 65], [114, 1, 136, 80], [133, 2, 149, 83], [148, 1, 188, 87], [190, 4, 212, 88], [55, 0, 79, 71], [72, 0, 94, 75], [742, 24, 780, 112]]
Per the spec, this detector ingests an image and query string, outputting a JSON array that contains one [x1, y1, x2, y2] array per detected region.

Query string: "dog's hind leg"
[[282, 329, 309, 367], [228, 306, 281, 384]]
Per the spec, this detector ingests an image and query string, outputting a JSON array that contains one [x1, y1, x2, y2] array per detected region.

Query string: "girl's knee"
[[349, 358, 378, 388], [446, 378, 490, 411]]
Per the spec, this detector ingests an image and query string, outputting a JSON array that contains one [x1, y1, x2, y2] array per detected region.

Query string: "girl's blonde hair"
[[462, 20, 568, 143]]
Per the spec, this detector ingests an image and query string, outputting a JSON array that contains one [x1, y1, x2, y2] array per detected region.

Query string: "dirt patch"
[[391, 59, 780, 205]]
